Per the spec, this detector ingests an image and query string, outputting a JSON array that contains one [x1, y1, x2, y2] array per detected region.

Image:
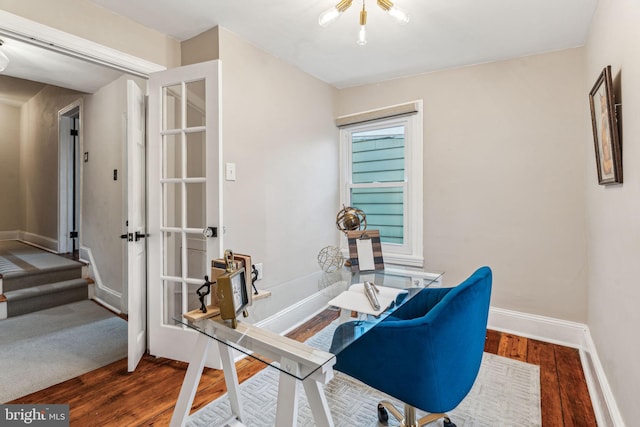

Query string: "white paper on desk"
[[327, 283, 408, 316], [356, 238, 375, 271]]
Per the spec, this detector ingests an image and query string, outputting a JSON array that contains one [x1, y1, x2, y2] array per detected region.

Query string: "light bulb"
[[319, 0, 353, 27], [319, 8, 341, 26], [387, 5, 410, 24], [377, 0, 410, 24], [357, 25, 367, 45], [357, 4, 367, 46]]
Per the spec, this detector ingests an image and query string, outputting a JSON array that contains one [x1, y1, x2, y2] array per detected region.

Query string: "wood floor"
[[10, 308, 596, 426]]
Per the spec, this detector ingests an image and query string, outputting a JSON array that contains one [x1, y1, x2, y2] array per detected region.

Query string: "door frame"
[[58, 100, 83, 255]]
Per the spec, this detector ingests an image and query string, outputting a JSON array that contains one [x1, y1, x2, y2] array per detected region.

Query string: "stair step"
[[4, 278, 90, 318], [2, 264, 83, 293]]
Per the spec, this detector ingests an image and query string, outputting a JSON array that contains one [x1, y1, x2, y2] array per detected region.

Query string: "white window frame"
[[339, 102, 423, 268]]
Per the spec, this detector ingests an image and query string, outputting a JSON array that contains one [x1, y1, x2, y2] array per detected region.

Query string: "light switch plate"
[[225, 162, 236, 181]]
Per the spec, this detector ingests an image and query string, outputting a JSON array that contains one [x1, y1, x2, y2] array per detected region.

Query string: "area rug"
[[188, 323, 541, 426], [0, 300, 127, 403]]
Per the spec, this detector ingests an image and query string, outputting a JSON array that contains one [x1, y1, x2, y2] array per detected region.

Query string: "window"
[[339, 102, 423, 267]]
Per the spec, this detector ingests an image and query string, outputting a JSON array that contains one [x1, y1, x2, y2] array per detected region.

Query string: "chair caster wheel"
[[377, 403, 389, 424], [443, 417, 456, 427]]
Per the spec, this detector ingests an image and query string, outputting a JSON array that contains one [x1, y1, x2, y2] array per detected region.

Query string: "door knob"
[[120, 233, 133, 242], [203, 227, 218, 238]]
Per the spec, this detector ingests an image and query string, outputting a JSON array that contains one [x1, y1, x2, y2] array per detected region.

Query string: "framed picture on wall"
[[589, 65, 622, 185]]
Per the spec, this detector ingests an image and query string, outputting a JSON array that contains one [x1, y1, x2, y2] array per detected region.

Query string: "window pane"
[[185, 183, 205, 229], [352, 126, 405, 184], [185, 233, 206, 280], [163, 233, 182, 277], [163, 183, 183, 228], [351, 187, 404, 244], [186, 80, 206, 127], [186, 131, 205, 178], [163, 84, 182, 131], [163, 134, 181, 179]]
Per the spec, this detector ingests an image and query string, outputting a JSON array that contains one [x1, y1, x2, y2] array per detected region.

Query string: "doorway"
[[58, 102, 82, 258]]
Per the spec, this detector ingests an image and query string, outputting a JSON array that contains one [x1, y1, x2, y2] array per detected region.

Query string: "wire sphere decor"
[[317, 246, 345, 273], [336, 205, 367, 234]]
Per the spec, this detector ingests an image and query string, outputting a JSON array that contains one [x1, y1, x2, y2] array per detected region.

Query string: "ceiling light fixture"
[[0, 40, 9, 72], [319, 0, 409, 45]]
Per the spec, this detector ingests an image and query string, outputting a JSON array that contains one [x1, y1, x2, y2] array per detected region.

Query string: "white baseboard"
[[0, 230, 58, 252], [80, 246, 122, 313], [18, 231, 58, 252], [488, 306, 588, 348], [489, 306, 623, 426], [0, 230, 19, 240]]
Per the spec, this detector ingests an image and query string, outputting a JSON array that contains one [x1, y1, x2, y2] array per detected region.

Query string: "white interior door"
[[147, 60, 222, 366], [126, 80, 147, 372]]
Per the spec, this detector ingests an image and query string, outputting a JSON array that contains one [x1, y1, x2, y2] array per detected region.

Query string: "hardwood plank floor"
[[10, 309, 596, 426]]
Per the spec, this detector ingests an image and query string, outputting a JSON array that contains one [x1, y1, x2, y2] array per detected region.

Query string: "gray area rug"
[[0, 300, 127, 403], [188, 323, 541, 426]]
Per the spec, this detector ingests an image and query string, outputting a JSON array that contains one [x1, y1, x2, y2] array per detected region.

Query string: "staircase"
[[0, 241, 92, 319]]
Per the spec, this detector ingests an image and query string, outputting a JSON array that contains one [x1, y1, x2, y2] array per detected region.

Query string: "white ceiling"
[[87, 0, 598, 88], [0, 0, 598, 104]]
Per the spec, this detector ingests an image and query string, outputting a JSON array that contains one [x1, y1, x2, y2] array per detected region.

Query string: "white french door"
[[126, 79, 147, 372], [147, 60, 222, 366]]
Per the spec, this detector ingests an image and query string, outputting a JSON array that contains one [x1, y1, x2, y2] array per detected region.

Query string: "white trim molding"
[[581, 329, 625, 427], [0, 10, 165, 77], [489, 306, 624, 426], [80, 245, 122, 313], [17, 231, 58, 252]]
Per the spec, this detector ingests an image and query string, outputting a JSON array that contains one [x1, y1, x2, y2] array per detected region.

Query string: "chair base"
[[378, 401, 456, 427]]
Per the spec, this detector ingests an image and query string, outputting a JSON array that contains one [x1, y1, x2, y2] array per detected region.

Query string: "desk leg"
[[170, 333, 211, 427], [217, 341, 244, 422], [274, 358, 335, 427], [275, 358, 300, 426], [303, 378, 335, 427]]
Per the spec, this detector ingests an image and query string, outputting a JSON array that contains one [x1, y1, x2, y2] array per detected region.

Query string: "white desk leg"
[[303, 378, 335, 427], [275, 358, 300, 426], [217, 341, 244, 422], [170, 333, 211, 427]]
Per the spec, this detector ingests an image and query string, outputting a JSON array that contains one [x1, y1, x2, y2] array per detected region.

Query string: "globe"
[[336, 205, 367, 234], [317, 246, 344, 273]]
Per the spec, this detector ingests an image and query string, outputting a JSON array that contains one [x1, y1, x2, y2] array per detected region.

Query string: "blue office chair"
[[331, 266, 492, 427]]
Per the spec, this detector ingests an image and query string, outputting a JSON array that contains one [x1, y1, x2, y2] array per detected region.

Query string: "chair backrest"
[[334, 266, 492, 413]]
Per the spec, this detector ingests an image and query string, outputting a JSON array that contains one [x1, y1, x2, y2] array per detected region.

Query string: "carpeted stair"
[[0, 241, 90, 319]]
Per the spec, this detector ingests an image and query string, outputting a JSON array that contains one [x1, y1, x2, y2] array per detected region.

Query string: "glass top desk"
[[170, 268, 444, 427]]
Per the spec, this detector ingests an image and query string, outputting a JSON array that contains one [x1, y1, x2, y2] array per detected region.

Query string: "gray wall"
[[0, 103, 21, 231], [337, 48, 589, 323], [20, 85, 84, 242], [585, 0, 640, 423], [83, 74, 147, 310]]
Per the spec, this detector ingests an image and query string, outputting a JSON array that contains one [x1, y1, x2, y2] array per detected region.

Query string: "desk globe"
[[317, 246, 344, 273], [336, 205, 367, 234]]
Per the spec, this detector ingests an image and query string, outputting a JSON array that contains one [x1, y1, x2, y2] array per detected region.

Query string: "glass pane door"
[[148, 61, 221, 365]]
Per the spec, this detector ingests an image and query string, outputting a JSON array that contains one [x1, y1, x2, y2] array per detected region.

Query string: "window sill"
[[380, 253, 424, 269]]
